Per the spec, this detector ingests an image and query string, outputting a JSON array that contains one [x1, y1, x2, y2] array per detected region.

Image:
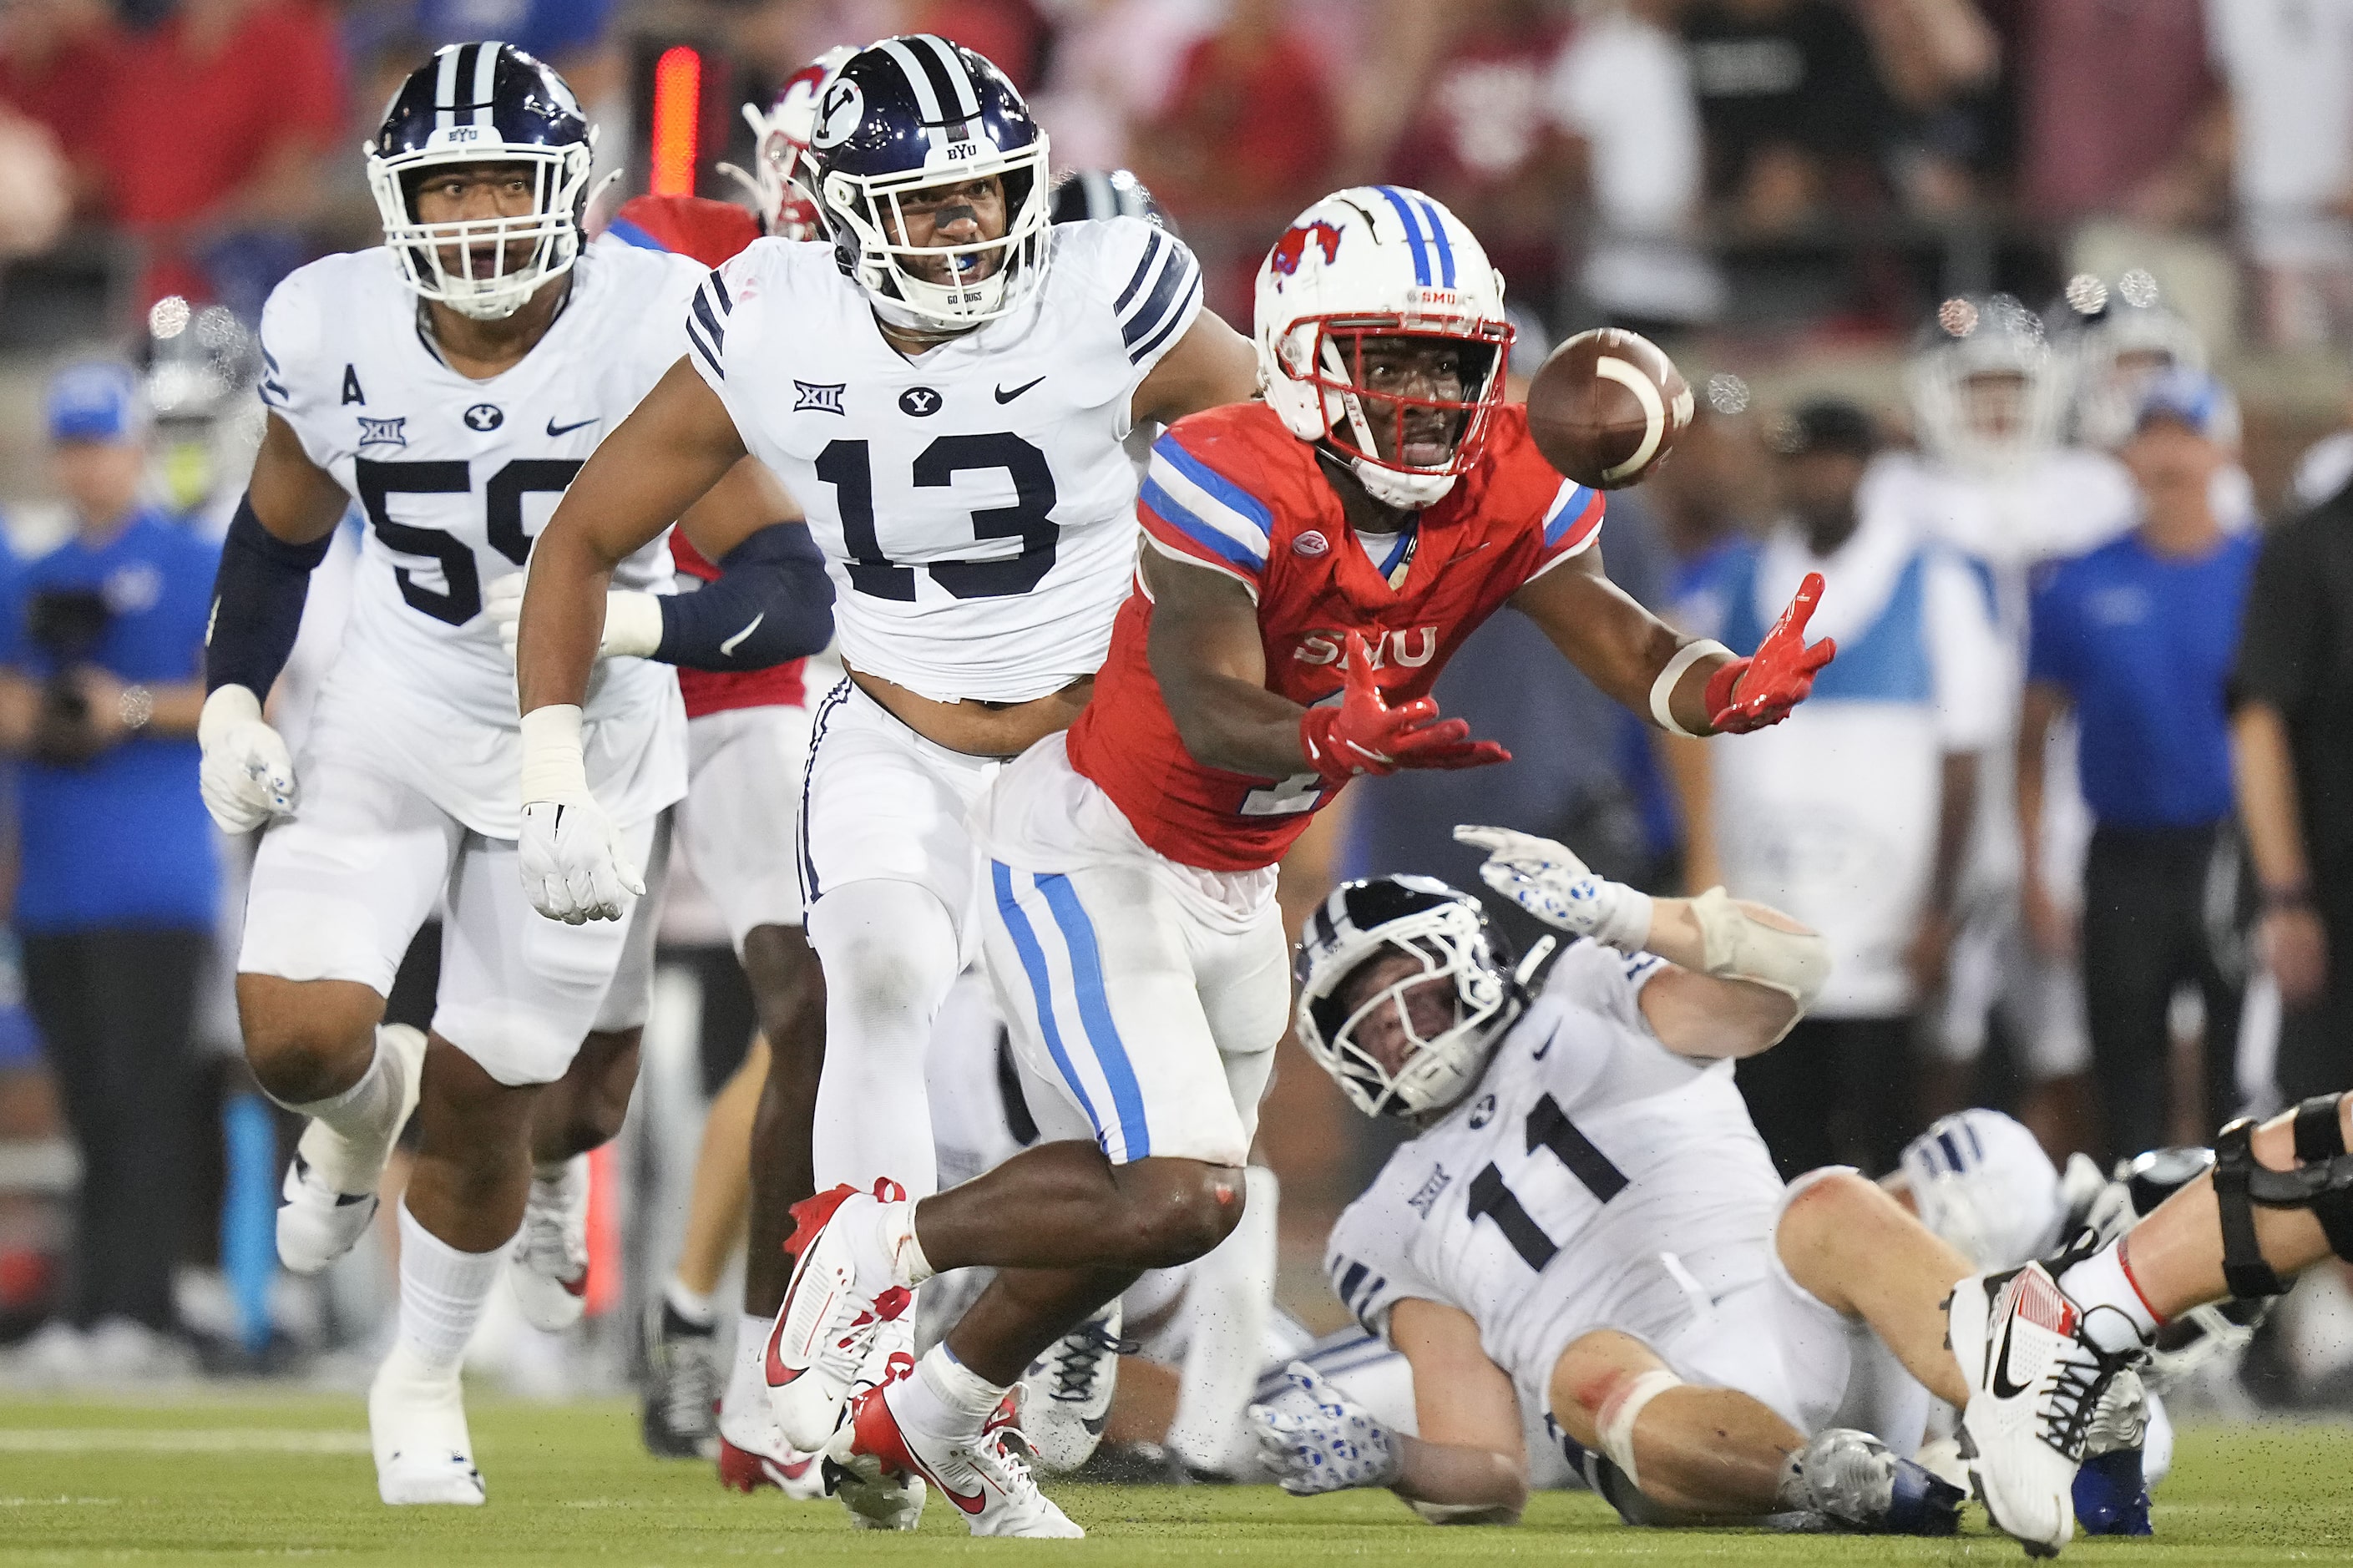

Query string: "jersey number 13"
[[816, 434, 1059, 601]]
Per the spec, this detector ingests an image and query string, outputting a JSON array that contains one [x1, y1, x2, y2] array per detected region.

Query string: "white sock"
[[2057, 1243, 2162, 1343], [395, 1201, 508, 1374], [844, 1195, 935, 1289], [1166, 1166, 1278, 1474], [718, 1310, 778, 1450], [892, 1343, 1007, 1439], [276, 1032, 402, 1186], [665, 1276, 716, 1329]]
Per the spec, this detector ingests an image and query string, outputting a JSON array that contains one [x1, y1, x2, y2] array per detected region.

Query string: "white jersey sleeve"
[[1325, 1167, 1458, 1340], [683, 225, 1204, 705]]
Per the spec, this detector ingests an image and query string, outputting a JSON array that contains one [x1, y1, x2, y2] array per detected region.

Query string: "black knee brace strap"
[[2214, 1095, 2353, 1300]]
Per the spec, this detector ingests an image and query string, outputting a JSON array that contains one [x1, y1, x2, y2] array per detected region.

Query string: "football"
[[1524, 327, 1694, 490]]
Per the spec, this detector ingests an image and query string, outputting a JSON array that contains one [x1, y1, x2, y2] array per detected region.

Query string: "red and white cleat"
[[716, 1431, 828, 1500], [1948, 1262, 2149, 1558], [763, 1181, 913, 1451], [828, 1378, 1083, 1539]]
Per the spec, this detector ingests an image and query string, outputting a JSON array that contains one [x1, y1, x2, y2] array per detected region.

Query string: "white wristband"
[[519, 703, 590, 803], [1649, 640, 1731, 739], [601, 590, 665, 660]]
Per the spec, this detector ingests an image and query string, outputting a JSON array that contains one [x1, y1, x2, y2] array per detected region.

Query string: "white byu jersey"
[[259, 237, 701, 837], [686, 218, 1203, 704], [1325, 943, 1785, 1412]]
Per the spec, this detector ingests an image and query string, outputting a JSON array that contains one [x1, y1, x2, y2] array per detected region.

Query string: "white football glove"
[[1246, 1363, 1403, 1496], [197, 685, 298, 834], [485, 574, 665, 664], [1454, 824, 1652, 950], [518, 706, 643, 924]]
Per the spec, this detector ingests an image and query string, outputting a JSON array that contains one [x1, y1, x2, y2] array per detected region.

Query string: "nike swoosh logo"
[[764, 1313, 802, 1388], [1989, 1302, 2031, 1400], [719, 613, 764, 658], [994, 377, 1045, 404], [1532, 1035, 1553, 1060], [546, 417, 599, 438]]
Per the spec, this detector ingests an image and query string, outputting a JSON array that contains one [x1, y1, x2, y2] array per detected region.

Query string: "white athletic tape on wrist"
[[1650, 640, 1730, 739], [519, 704, 590, 803], [1596, 1368, 1683, 1493], [601, 590, 665, 660], [1690, 887, 1831, 1015]]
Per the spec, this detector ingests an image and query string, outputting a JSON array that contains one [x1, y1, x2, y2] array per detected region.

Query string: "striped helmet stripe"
[[471, 39, 502, 128], [1371, 185, 1432, 287], [913, 33, 981, 119], [1415, 195, 1456, 288], [875, 38, 954, 153], [433, 43, 468, 131]]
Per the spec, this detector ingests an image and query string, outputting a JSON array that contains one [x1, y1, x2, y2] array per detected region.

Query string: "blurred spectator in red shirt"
[[1381, 0, 1576, 316], [0, 0, 121, 215], [1133, 0, 1338, 316], [2019, 0, 2225, 230], [1683, 0, 1899, 235], [912, 0, 1051, 91], [99, 0, 345, 319]]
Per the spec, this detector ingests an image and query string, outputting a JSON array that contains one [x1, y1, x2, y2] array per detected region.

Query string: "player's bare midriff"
[[845, 662, 1094, 758]]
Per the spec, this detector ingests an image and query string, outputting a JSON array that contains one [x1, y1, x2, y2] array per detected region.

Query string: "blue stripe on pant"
[[989, 861, 1151, 1161]]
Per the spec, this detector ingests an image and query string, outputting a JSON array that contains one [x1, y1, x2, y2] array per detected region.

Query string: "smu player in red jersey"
[[766, 188, 1831, 1535]]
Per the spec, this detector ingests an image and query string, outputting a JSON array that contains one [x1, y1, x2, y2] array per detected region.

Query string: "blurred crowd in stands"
[[3, 0, 2353, 1405]]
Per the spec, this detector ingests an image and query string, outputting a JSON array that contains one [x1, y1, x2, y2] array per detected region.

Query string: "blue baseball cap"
[[2134, 367, 2237, 443], [45, 360, 145, 444]]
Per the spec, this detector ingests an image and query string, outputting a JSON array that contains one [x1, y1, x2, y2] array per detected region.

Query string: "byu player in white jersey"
[[514, 34, 1258, 1535], [1876, 297, 2134, 1123], [1249, 837, 1991, 1532], [195, 44, 825, 1505]]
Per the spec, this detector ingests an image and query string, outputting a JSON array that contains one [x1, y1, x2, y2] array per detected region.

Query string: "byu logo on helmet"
[[812, 76, 863, 150]]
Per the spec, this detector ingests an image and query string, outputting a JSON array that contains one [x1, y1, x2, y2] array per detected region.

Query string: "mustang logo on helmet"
[[1270, 220, 1343, 278]]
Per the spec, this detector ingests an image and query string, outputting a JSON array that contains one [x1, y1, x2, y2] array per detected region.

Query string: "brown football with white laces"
[[1524, 328, 1693, 490]]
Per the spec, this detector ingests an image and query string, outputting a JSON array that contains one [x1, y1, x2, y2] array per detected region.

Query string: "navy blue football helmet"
[[807, 34, 1050, 331], [1049, 168, 1171, 231], [366, 42, 596, 321]]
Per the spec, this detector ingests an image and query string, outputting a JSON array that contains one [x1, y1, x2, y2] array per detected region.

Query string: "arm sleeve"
[[2231, 518, 2320, 713], [1325, 1186, 1452, 1343], [1137, 429, 1272, 597], [1522, 476, 1607, 584], [205, 495, 334, 696], [1929, 551, 2012, 751], [654, 524, 835, 671]]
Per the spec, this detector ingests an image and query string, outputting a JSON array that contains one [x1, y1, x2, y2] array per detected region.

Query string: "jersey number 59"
[[357, 457, 583, 625]]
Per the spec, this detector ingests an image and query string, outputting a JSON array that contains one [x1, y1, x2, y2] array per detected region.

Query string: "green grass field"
[[3, 1395, 2351, 1565]]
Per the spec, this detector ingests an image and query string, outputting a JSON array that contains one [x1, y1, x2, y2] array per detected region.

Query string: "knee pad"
[[2213, 1093, 2353, 1299]]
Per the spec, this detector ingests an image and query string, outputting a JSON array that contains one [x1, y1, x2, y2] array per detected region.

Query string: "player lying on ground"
[[1946, 1087, 2353, 1555], [1249, 853, 1975, 1532], [763, 185, 1836, 1538], [517, 34, 1263, 1535], [195, 44, 829, 1505]]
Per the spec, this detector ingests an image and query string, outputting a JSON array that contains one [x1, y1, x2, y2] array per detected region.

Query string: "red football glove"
[[1298, 633, 1510, 787], [1702, 571, 1837, 734]]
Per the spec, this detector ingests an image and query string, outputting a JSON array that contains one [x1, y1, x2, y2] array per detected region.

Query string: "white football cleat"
[[1018, 1302, 1124, 1474], [1948, 1263, 2148, 1557], [370, 1341, 484, 1505], [832, 1381, 1081, 1538], [716, 1430, 829, 1500], [763, 1182, 913, 1452], [277, 1024, 426, 1275], [509, 1155, 591, 1332]]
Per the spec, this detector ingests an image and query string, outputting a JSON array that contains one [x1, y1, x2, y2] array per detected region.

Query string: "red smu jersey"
[[1065, 401, 1605, 873], [610, 194, 810, 720]]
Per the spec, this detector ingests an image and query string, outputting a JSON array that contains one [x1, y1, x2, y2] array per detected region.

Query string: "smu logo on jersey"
[[1294, 625, 1438, 669], [1270, 220, 1343, 277]]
